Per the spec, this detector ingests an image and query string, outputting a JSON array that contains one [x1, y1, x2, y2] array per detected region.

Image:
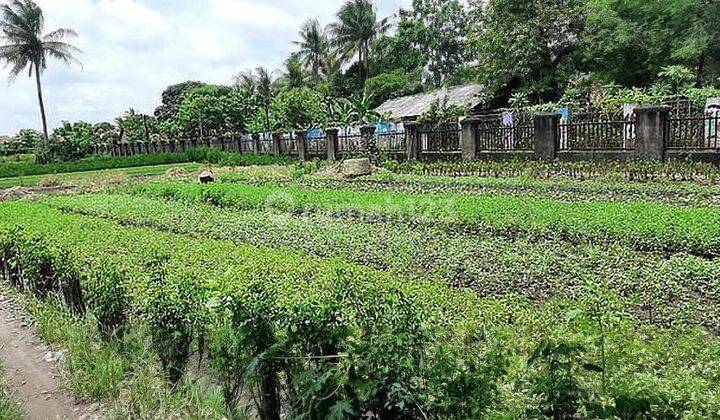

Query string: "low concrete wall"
[[557, 150, 635, 162], [666, 150, 720, 164]]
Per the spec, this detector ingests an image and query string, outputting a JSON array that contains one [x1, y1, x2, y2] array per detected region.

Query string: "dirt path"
[[0, 293, 100, 420]]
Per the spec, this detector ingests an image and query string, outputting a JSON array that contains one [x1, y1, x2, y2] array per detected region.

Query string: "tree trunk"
[[33, 62, 50, 147], [358, 43, 364, 82], [363, 40, 370, 79], [263, 103, 271, 134], [697, 53, 706, 86]]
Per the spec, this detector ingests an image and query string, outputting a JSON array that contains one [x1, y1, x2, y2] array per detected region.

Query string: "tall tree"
[[406, 0, 469, 87], [154, 81, 206, 123], [294, 18, 329, 80], [234, 67, 278, 133], [329, 0, 391, 81], [468, 0, 587, 104], [278, 54, 307, 89], [580, 0, 720, 87], [0, 0, 82, 146]]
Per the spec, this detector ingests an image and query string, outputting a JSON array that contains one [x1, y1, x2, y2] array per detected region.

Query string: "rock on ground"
[[341, 158, 373, 177]]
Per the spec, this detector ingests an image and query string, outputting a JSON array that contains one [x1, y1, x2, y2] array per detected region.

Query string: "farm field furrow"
[[132, 181, 720, 257], [45, 193, 720, 331], [2, 199, 720, 417], [220, 171, 720, 206]]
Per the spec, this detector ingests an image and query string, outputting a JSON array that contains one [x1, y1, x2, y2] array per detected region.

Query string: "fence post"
[[460, 117, 479, 160], [326, 128, 339, 162], [360, 124, 376, 148], [405, 121, 420, 161], [252, 133, 261, 154], [634, 105, 669, 161], [534, 113, 559, 162], [296, 131, 308, 161], [272, 132, 283, 156]]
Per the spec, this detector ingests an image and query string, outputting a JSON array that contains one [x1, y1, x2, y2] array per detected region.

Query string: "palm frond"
[[0, 0, 82, 82], [42, 27, 77, 42]]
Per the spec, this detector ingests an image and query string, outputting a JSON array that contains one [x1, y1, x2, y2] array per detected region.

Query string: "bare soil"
[[0, 186, 76, 203], [0, 293, 100, 419]]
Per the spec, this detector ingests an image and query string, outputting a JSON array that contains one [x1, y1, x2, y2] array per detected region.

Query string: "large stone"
[[198, 170, 215, 184], [341, 158, 372, 177]]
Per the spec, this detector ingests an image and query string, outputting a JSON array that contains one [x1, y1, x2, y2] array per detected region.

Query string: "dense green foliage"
[[153, 81, 206, 123], [39, 121, 117, 162], [364, 71, 422, 107], [0, 130, 41, 156], [175, 85, 250, 136], [0, 149, 292, 179], [132, 180, 720, 256], [295, 170, 720, 207], [46, 192, 720, 331], [267, 87, 325, 131], [1, 193, 719, 417]]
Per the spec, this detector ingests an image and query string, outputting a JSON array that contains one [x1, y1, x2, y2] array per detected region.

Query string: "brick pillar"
[[460, 116, 479, 160], [534, 113, 560, 162], [296, 131, 308, 161], [272, 132, 283, 156], [252, 133, 261, 154], [635, 105, 669, 161], [326, 128, 339, 162], [405, 121, 420, 161]]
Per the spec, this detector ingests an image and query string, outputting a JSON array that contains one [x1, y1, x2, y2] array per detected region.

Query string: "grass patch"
[[22, 295, 227, 419], [0, 364, 22, 420], [0, 162, 205, 189], [0, 148, 293, 179]]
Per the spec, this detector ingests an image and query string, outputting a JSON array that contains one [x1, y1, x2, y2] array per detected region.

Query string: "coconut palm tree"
[[0, 0, 82, 147], [234, 67, 279, 133], [278, 54, 307, 89], [328, 0, 391, 81], [294, 18, 328, 80]]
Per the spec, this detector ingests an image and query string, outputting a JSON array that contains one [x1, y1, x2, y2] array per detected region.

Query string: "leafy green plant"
[[418, 96, 467, 129], [527, 339, 602, 419], [140, 257, 206, 384], [84, 265, 129, 338], [176, 85, 250, 137]]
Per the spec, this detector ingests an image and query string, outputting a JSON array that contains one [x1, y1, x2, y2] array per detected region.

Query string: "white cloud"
[[0, 0, 411, 135]]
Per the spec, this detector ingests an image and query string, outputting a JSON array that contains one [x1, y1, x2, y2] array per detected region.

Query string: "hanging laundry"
[[502, 113, 514, 149]]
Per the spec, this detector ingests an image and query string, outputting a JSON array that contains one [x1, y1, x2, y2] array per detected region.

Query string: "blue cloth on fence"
[[502, 113, 514, 127], [555, 108, 571, 124], [306, 128, 323, 138]]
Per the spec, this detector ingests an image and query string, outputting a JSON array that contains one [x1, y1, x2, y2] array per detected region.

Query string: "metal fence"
[[338, 133, 364, 154], [475, 113, 535, 151], [306, 133, 328, 155], [376, 131, 406, 153], [668, 113, 720, 149], [557, 111, 636, 150], [420, 124, 461, 153]]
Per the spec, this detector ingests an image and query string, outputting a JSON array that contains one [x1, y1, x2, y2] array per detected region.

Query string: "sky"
[[0, 0, 411, 135]]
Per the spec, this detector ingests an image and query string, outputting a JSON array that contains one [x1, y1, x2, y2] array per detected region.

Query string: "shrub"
[[140, 257, 206, 384], [269, 87, 326, 131], [364, 71, 422, 108], [176, 85, 250, 136], [84, 266, 129, 337]]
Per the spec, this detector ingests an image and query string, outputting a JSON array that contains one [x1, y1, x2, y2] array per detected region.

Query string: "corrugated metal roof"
[[374, 84, 485, 120]]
